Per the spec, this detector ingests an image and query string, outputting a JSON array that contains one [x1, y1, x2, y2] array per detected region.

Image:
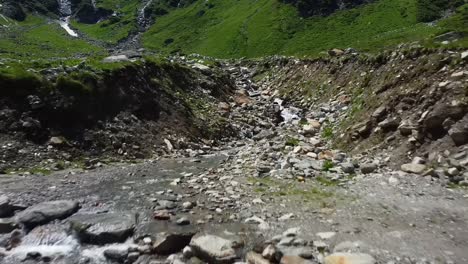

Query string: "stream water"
[[57, 0, 78, 37]]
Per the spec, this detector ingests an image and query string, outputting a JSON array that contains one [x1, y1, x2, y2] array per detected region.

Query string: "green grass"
[[285, 137, 300, 147], [142, 0, 467, 58], [0, 15, 104, 59]]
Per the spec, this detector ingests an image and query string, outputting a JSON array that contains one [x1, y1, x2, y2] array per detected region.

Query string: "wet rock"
[[69, 212, 136, 245], [0, 219, 17, 234], [401, 164, 427, 175], [16, 200, 79, 228], [247, 251, 270, 264], [360, 163, 377, 174], [104, 248, 129, 263], [324, 253, 375, 264], [0, 195, 14, 218], [190, 234, 241, 263], [135, 221, 197, 255]]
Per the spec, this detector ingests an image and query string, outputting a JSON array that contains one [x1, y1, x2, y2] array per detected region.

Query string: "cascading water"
[[57, 0, 79, 37], [137, 0, 154, 30]]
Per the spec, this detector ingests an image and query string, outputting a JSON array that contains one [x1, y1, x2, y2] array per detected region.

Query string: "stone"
[[340, 163, 355, 174], [102, 55, 129, 63], [49, 136, 66, 146], [69, 212, 136, 245], [135, 221, 197, 255], [449, 115, 468, 146], [17, 200, 79, 228], [328, 49, 345, 57], [176, 217, 191, 226], [324, 253, 375, 264], [333, 241, 369, 253], [360, 163, 377, 174], [190, 235, 241, 263], [247, 251, 270, 264], [302, 125, 316, 136], [446, 168, 460, 177], [182, 202, 194, 209], [398, 120, 417, 136], [154, 210, 171, 220], [294, 160, 323, 171], [316, 232, 336, 240], [262, 245, 282, 262], [378, 117, 400, 132], [104, 248, 129, 263], [0, 218, 17, 234], [280, 255, 314, 264], [0, 195, 14, 218], [371, 106, 387, 120], [401, 163, 427, 175], [462, 50, 468, 60]]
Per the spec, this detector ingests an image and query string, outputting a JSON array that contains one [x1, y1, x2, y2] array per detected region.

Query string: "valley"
[[0, 0, 467, 264]]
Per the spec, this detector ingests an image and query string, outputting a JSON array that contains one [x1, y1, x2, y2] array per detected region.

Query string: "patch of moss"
[[285, 137, 300, 147]]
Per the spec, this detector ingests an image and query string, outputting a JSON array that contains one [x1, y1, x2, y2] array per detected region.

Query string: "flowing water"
[[57, 0, 78, 37]]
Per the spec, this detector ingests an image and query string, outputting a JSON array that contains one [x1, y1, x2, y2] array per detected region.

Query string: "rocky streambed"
[[1, 50, 468, 264]]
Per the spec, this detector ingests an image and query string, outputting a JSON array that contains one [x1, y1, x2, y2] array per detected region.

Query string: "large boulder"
[[449, 115, 468, 146], [423, 103, 465, 137], [135, 221, 197, 255], [0, 195, 14, 218], [16, 200, 79, 228], [69, 212, 136, 245], [0, 218, 17, 234], [401, 163, 427, 175], [190, 234, 242, 263]]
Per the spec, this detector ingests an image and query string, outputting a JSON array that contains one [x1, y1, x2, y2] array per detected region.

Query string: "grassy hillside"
[[142, 0, 467, 58], [0, 15, 104, 59]]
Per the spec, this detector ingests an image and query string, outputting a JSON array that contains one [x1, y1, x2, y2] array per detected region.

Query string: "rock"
[[219, 102, 231, 112], [190, 235, 241, 263], [49, 136, 66, 146], [280, 255, 314, 264], [398, 120, 417, 136], [247, 251, 270, 264], [378, 117, 400, 132], [360, 163, 377, 174], [434, 32, 462, 42], [182, 202, 194, 209], [449, 115, 468, 146], [401, 163, 426, 174], [176, 217, 191, 226], [135, 221, 197, 255], [462, 50, 468, 60], [262, 245, 282, 262], [333, 241, 369, 253], [324, 253, 375, 264], [154, 210, 171, 220], [69, 212, 136, 245], [423, 104, 465, 133], [371, 106, 387, 120], [102, 55, 130, 63], [328, 49, 345, 57], [446, 168, 460, 177], [301, 125, 316, 136], [17, 200, 79, 228], [104, 248, 129, 263], [0, 195, 14, 218], [340, 163, 355, 174], [316, 232, 336, 240], [0, 218, 17, 234], [294, 160, 323, 171]]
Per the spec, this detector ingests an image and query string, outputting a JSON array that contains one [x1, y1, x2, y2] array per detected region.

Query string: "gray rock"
[[401, 163, 427, 174], [69, 212, 136, 245], [190, 235, 241, 263], [294, 160, 323, 171], [0, 218, 17, 234], [102, 55, 130, 63], [16, 200, 79, 228], [360, 163, 377, 174], [104, 248, 129, 263], [135, 221, 197, 255], [449, 115, 468, 146], [0, 196, 13, 218], [378, 117, 400, 132], [340, 163, 355, 174]]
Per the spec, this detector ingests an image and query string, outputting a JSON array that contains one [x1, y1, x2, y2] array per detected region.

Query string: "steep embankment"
[[251, 47, 468, 170], [0, 57, 235, 173]]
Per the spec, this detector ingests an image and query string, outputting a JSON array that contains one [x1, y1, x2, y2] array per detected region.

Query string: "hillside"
[[0, 0, 466, 58]]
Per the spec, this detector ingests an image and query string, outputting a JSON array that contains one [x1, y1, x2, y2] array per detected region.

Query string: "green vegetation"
[[0, 15, 104, 59], [143, 0, 467, 58], [322, 160, 335, 171], [285, 137, 300, 146], [415, 0, 464, 22], [321, 125, 334, 139]]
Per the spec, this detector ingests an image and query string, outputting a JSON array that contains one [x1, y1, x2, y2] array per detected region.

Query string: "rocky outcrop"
[[16, 200, 79, 228]]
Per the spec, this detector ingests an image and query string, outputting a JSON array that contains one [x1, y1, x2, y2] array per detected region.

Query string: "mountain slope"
[[142, 0, 467, 58]]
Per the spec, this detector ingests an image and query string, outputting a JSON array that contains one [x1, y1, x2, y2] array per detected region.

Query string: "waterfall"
[[91, 0, 97, 11], [57, 0, 78, 37]]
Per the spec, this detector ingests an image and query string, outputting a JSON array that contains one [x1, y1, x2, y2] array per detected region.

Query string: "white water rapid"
[[57, 0, 79, 37]]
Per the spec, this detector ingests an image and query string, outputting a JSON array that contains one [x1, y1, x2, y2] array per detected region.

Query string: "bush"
[[55, 75, 92, 95]]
